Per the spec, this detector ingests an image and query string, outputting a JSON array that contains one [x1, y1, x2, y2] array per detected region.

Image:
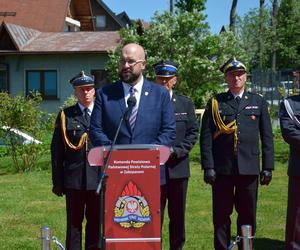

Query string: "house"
[[0, 0, 132, 113]]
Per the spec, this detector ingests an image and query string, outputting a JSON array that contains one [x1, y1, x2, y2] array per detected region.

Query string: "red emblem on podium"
[[114, 181, 151, 228]]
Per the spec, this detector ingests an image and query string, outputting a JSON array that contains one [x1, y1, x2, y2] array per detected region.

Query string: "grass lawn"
[[0, 159, 288, 249]]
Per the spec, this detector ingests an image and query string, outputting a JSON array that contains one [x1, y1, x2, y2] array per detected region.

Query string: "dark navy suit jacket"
[[89, 79, 176, 148]]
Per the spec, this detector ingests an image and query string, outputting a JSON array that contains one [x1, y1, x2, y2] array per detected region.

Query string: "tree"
[[229, 0, 238, 34], [170, 0, 174, 14], [258, 0, 265, 68], [235, 4, 272, 70], [276, 0, 300, 69], [175, 0, 206, 13], [271, 0, 279, 72], [105, 10, 247, 107]]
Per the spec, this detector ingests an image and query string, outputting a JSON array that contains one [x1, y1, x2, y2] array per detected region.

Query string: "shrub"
[[0, 92, 43, 172]]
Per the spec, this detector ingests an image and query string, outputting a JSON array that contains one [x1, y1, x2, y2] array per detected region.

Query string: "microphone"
[[124, 95, 137, 120]]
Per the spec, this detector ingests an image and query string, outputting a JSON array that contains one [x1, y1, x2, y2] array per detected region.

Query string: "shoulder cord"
[[284, 99, 300, 129], [60, 110, 87, 150], [211, 97, 238, 152]]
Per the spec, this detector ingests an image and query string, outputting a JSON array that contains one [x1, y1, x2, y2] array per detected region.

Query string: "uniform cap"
[[220, 58, 246, 74], [69, 71, 95, 87], [153, 60, 179, 77]]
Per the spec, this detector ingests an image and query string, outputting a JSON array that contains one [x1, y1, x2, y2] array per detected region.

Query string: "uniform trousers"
[[161, 177, 188, 250], [285, 176, 300, 250], [65, 189, 101, 250], [212, 175, 258, 250]]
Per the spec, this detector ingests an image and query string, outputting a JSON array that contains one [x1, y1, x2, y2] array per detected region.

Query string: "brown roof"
[[0, 0, 69, 32], [22, 31, 121, 53], [4, 22, 41, 50], [2, 22, 121, 54]]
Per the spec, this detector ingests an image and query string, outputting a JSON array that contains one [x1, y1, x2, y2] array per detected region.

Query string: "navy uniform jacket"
[[200, 91, 274, 175], [89, 79, 176, 147], [279, 95, 300, 176], [51, 104, 100, 190], [166, 93, 199, 179]]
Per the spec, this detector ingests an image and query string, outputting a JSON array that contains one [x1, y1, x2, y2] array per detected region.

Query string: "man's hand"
[[204, 169, 216, 185], [52, 186, 64, 196], [260, 170, 272, 185]]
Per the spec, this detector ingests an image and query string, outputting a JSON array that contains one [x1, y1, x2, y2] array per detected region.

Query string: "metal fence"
[[250, 69, 300, 106]]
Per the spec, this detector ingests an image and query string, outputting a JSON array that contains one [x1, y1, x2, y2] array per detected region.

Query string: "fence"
[[250, 69, 300, 106]]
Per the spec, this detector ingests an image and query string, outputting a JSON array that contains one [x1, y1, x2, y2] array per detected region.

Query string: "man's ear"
[[141, 60, 146, 70]]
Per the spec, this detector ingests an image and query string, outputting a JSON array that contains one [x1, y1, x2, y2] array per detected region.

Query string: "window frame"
[[25, 70, 58, 100], [95, 15, 106, 28], [0, 63, 9, 92]]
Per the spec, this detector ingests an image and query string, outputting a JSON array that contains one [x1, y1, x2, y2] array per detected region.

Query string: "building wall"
[[91, 0, 121, 31], [4, 53, 109, 113]]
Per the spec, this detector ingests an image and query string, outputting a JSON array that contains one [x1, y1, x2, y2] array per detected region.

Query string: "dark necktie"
[[235, 96, 241, 105], [129, 87, 138, 130], [84, 108, 90, 124]]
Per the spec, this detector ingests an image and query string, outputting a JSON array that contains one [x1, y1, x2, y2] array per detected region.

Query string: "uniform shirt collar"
[[78, 102, 94, 115], [230, 90, 244, 99]]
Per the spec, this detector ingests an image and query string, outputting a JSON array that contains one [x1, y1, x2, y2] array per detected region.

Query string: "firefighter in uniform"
[[279, 95, 300, 250], [200, 58, 274, 250], [153, 60, 199, 250], [51, 71, 101, 250]]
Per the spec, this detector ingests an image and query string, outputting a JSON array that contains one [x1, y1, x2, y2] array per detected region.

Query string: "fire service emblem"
[[113, 181, 151, 228]]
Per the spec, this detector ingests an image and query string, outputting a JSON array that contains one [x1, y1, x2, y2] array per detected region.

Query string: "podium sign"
[[89, 145, 166, 250]]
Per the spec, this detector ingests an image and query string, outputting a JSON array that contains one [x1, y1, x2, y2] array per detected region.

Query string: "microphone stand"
[[96, 97, 136, 250], [97, 114, 123, 250]]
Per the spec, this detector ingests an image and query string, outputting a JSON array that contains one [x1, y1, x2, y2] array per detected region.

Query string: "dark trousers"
[[212, 175, 258, 250], [65, 189, 101, 250], [285, 176, 300, 250], [161, 177, 188, 250]]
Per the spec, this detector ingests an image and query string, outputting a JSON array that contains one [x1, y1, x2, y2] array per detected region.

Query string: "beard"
[[119, 70, 139, 84]]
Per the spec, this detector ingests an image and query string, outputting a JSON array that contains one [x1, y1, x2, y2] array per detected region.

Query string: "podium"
[[88, 144, 170, 250]]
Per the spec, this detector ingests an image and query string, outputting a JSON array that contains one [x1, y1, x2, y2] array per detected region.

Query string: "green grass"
[[0, 160, 287, 249], [0, 131, 288, 249]]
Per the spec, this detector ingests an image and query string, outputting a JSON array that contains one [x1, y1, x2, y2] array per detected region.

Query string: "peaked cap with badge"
[[220, 57, 246, 74], [153, 60, 179, 77], [69, 71, 95, 87]]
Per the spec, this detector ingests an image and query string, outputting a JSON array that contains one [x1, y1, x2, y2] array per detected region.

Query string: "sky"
[[103, 0, 260, 34]]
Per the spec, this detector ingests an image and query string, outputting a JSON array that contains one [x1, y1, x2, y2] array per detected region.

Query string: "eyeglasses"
[[120, 59, 144, 67]]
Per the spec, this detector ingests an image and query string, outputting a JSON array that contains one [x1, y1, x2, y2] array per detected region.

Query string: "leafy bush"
[[0, 92, 43, 172]]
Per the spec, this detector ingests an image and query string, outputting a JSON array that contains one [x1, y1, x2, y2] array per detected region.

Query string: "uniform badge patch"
[[245, 106, 259, 109], [113, 181, 151, 228]]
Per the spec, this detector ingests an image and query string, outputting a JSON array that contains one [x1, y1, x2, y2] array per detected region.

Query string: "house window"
[[91, 69, 108, 88], [26, 70, 57, 99], [0, 64, 9, 92], [96, 15, 106, 28]]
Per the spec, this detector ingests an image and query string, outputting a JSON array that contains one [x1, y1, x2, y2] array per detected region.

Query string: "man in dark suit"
[[279, 95, 300, 250], [89, 43, 176, 147], [200, 58, 274, 250], [51, 72, 101, 250], [153, 60, 198, 250]]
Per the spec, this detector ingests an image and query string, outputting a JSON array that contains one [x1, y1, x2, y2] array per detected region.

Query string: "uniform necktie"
[[235, 96, 241, 105], [129, 87, 138, 130], [84, 107, 90, 124]]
